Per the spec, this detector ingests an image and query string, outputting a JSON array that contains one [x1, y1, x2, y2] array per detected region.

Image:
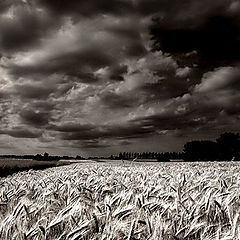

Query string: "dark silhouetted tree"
[[43, 152, 49, 161], [183, 141, 218, 161], [216, 132, 240, 160]]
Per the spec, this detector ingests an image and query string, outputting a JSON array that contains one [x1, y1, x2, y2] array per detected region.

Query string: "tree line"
[[110, 151, 183, 161], [113, 132, 240, 162], [183, 132, 240, 161]]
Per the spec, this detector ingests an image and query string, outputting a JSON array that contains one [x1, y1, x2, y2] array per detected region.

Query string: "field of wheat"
[[0, 161, 240, 240]]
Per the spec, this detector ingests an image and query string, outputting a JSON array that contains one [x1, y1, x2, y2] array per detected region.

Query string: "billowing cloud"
[[0, 0, 239, 156], [194, 67, 240, 92], [193, 66, 240, 116]]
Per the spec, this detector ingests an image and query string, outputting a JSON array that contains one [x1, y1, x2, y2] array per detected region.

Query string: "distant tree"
[[183, 141, 218, 161], [216, 132, 240, 160], [119, 152, 123, 159], [34, 154, 43, 161], [43, 152, 49, 161], [156, 152, 170, 162]]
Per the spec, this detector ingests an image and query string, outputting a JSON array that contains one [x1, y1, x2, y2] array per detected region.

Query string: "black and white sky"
[[0, 0, 240, 156]]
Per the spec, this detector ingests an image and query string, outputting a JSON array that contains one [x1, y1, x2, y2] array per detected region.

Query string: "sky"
[[0, 0, 240, 157]]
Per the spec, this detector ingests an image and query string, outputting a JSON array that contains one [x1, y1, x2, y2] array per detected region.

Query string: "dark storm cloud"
[[0, 5, 60, 53], [150, 1, 240, 66], [19, 109, 50, 126], [1, 127, 42, 138], [37, 0, 134, 17], [59, 121, 155, 141]]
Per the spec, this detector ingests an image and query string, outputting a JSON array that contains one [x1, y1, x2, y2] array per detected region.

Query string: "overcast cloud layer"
[[0, 0, 239, 156]]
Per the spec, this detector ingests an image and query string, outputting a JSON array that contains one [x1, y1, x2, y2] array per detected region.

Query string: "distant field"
[[0, 159, 73, 177], [0, 161, 240, 239]]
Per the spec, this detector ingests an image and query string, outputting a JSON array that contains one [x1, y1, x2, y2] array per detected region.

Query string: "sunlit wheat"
[[0, 161, 240, 239]]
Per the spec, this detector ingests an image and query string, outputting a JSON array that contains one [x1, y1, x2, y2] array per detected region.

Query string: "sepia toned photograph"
[[0, 0, 240, 239]]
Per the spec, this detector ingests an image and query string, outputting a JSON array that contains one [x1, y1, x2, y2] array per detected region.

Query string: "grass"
[[0, 161, 240, 239], [0, 159, 72, 177]]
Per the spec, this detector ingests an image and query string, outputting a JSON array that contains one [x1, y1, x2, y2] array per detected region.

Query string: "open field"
[[0, 159, 75, 177], [0, 161, 240, 239]]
